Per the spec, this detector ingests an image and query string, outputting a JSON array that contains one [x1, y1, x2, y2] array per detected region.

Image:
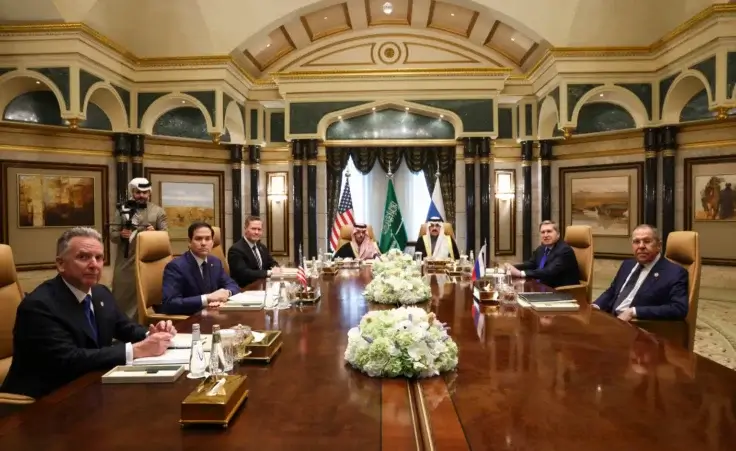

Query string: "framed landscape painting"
[[1, 160, 109, 270], [560, 162, 643, 259], [145, 168, 225, 255], [685, 155, 736, 265]]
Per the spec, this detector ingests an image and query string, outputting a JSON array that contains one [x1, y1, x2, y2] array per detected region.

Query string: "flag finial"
[[345, 167, 351, 178], [386, 161, 394, 179]]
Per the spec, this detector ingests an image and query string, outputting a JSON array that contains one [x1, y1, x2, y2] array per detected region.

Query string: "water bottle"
[[187, 323, 207, 379], [209, 325, 225, 376]]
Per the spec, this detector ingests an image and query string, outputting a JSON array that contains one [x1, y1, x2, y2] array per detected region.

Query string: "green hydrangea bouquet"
[[344, 307, 459, 378], [372, 248, 417, 276], [364, 273, 431, 305]]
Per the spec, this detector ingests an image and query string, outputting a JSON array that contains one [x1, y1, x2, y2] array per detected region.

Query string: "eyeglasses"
[[632, 238, 657, 245]]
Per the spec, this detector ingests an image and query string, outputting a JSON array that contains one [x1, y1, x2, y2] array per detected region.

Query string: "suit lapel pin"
[[654, 273, 659, 278], [100, 301, 104, 307]]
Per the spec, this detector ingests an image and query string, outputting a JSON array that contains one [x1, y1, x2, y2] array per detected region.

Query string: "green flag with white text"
[[378, 179, 408, 253]]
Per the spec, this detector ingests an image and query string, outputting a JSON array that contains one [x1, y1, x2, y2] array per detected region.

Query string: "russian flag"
[[472, 243, 486, 281], [425, 181, 446, 222]]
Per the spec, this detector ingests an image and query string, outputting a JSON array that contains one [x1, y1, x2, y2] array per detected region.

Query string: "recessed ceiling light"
[[383, 2, 393, 15], [440, 114, 444, 118], [338, 115, 342, 120], [372, 107, 376, 111], [181, 100, 186, 104], [324, 16, 327, 19], [405, 107, 409, 111], [599, 93, 604, 97], [35, 81, 40, 84], [511, 37, 516, 41], [451, 13, 455, 17], [266, 43, 271, 47]]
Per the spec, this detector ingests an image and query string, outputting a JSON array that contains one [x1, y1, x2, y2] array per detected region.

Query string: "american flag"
[[296, 264, 307, 286], [329, 178, 354, 250]]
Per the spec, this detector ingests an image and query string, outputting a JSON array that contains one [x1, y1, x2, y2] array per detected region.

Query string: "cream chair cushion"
[[135, 231, 185, 324], [211, 226, 229, 275], [556, 225, 594, 303], [338, 224, 376, 250], [665, 231, 701, 348], [0, 244, 23, 385], [417, 222, 455, 239]]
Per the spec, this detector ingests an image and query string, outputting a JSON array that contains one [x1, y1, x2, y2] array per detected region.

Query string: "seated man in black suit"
[[161, 222, 240, 316], [228, 216, 280, 287], [593, 224, 688, 322], [505, 220, 580, 288], [2, 227, 175, 399]]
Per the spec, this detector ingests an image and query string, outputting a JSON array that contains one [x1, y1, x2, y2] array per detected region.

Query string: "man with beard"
[[110, 177, 167, 320], [334, 224, 381, 260], [414, 217, 460, 260]]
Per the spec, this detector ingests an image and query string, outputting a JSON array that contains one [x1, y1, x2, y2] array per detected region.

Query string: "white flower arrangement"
[[364, 273, 430, 305], [372, 248, 417, 276], [344, 307, 459, 378]]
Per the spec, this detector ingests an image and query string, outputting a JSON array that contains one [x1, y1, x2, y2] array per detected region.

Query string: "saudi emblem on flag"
[[378, 179, 408, 253]]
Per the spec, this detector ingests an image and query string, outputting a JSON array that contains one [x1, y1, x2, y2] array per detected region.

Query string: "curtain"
[[326, 146, 456, 246]]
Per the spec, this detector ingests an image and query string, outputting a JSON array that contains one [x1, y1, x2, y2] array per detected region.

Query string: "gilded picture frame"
[[1, 160, 110, 270], [560, 162, 643, 259], [144, 167, 225, 255], [684, 155, 736, 266]]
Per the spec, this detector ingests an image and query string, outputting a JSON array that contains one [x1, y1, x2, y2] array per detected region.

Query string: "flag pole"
[[386, 161, 393, 180]]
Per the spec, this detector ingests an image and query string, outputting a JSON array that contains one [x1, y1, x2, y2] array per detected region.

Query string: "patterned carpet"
[[693, 299, 736, 370]]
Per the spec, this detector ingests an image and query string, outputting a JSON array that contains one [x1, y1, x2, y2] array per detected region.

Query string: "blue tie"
[[82, 295, 98, 343], [538, 247, 550, 269]]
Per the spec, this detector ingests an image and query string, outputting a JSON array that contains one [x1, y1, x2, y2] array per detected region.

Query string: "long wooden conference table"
[[1, 269, 735, 450]]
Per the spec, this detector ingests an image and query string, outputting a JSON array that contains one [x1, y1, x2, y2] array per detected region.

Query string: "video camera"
[[114, 199, 150, 258]]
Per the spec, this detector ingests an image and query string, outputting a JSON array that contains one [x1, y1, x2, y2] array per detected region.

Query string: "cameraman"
[[111, 177, 168, 320]]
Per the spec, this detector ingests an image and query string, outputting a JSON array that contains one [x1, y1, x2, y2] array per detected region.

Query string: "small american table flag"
[[330, 178, 354, 251], [297, 264, 307, 286]]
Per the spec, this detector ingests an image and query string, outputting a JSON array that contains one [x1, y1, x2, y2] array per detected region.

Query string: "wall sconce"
[[495, 171, 516, 200], [266, 172, 289, 256]]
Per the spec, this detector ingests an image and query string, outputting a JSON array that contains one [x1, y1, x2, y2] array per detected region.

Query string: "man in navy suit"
[[3, 227, 174, 399], [593, 224, 688, 322], [505, 220, 580, 288], [161, 222, 240, 316]]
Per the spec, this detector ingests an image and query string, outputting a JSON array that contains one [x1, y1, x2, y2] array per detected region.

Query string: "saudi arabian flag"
[[378, 179, 408, 253]]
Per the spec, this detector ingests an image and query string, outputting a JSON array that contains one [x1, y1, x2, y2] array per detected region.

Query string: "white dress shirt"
[[615, 254, 661, 316], [191, 251, 211, 307], [62, 278, 134, 365]]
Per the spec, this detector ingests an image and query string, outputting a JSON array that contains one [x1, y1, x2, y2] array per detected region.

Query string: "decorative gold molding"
[[644, 150, 657, 158], [0, 123, 112, 140], [115, 155, 128, 163], [554, 148, 641, 160], [144, 154, 228, 164], [131, 156, 144, 163], [0, 4, 733, 86], [272, 67, 512, 80], [662, 150, 676, 157], [325, 139, 458, 147], [554, 129, 641, 145], [679, 139, 736, 150], [0, 143, 112, 157]]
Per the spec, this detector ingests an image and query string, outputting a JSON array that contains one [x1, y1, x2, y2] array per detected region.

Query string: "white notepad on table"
[[168, 333, 211, 351], [132, 348, 193, 366], [529, 302, 580, 312]]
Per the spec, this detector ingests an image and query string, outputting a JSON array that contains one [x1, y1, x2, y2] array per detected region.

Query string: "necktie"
[[82, 295, 98, 343], [538, 247, 551, 269], [201, 261, 212, 293], [613, 264, 644, 311], [253, 245, 262, 269]]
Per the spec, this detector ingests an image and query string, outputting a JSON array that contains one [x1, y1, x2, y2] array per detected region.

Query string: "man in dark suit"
[[161, 222, 240, 316], [505, 220, 580, 288], [593, 224, 688, 322], [228, 216, 280, 287], [2, 227, 174, 399]]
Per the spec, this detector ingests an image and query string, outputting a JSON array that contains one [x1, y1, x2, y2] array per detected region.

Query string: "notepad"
[[529, 302, 580, 312], [132, 348, 194, 366], [169, 334, 212, 351], [228, 291, 267, 306], [517, 292, 575, 304]]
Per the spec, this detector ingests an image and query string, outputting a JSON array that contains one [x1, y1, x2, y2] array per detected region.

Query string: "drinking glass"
[[233, 325, 252, 361], [219, 329, 235, 372], [324, 252, 333, 263]]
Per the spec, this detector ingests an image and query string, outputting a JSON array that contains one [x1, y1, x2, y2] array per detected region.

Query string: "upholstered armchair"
[[338, 224, 377, 249], [0, 244, 35, 409], [417, 222, 455, 239], [211, 226, 229, 275], [556, 225, 594, 303], [134, 231, 188, 325], [635, 231, 701, 350]]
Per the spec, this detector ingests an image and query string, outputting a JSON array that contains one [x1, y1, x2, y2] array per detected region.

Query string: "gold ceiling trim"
[[0, 143, 112, 157], [324, 139, 457, 147], [271, 67, 512, 80], [0, 4, 732, 86]]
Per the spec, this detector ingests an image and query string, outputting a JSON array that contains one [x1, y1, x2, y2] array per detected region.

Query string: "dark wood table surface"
[[1, 270, 734, 450]]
